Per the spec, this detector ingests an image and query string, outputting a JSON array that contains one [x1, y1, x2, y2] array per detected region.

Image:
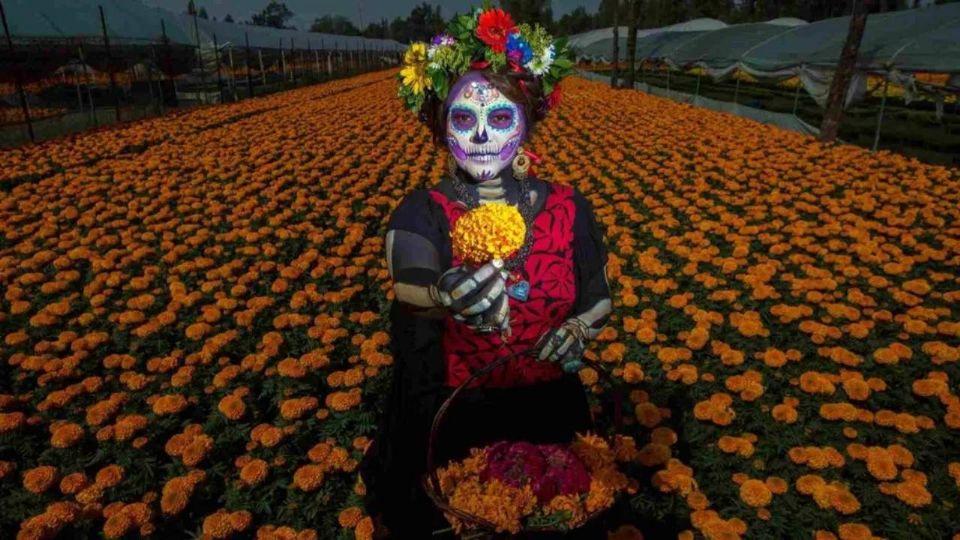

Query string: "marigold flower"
[[739, 479, 772, 507], [451, 203, 527, 266], [239, 459, 268, 486], [23, 465, 58, 494]]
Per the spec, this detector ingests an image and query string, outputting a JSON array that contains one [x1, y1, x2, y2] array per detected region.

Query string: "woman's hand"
[[430, 261, 510, 332], [535, 318, 589, 373]]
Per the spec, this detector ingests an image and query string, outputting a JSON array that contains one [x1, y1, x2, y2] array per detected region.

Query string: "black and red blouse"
[[386, 175, 610, 389]]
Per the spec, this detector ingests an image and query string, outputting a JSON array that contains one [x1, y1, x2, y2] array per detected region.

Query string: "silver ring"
[[474, 324, 498, 334]]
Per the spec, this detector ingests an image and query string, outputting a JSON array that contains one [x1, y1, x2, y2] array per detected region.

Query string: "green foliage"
[[309, 15, 361, 36], [250, 0, 295, 30]]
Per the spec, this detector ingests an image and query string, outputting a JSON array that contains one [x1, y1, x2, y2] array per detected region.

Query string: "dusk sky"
[[143, 0, 602, 31]]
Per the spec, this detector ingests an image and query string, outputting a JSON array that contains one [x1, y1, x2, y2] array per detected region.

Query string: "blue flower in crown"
[[506, 32, 533, 66]]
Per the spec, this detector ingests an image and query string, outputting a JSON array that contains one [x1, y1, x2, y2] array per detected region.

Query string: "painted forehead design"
[[460, 80, 500, 107]]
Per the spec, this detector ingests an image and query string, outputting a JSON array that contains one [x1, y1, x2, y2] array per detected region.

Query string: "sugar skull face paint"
[[446, 72, 526, 182]]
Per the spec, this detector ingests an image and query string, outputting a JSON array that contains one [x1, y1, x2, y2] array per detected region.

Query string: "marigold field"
[[2, 70, 960, 540]]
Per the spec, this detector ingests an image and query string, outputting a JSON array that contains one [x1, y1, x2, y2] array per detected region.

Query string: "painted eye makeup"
[[450, 108, 477, 132], [487, 107, 516, 131]]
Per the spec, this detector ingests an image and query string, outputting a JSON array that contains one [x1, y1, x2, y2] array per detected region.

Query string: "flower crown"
[[398, 3, 574, 116]]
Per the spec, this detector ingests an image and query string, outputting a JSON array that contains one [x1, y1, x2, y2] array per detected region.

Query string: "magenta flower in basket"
[[433, 434, 631, 535]]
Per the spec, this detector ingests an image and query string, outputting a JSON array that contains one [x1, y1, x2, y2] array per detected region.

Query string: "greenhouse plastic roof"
[[3, 0, 405, 51], [570, 18, 727, 54], [668, 23, 801, 69], [740, 3, 960, 73], [175, 16, 406, 51], [4, 0, 192, 43], [581, 4, 960, 74]]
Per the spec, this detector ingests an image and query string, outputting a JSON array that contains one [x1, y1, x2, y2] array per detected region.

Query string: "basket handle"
[[424, 346, 624, 504]]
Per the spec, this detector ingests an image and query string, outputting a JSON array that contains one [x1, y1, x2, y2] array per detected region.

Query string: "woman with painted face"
[[359, 9, 612, 538]]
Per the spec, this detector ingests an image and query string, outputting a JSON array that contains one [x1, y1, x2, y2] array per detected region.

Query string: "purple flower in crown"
[[431, 33, 456, 47]]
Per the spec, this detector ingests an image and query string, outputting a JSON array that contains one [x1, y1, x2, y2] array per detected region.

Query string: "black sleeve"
[[386, 189, 451, 287], [571, 188, 611, 317]]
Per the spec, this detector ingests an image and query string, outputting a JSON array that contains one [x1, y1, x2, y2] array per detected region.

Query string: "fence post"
[[228, 46, 237, 100], [98, 4, 122, 122], [0, 0, 35, 142], [258, 49, 266, 85], [245, 32, 254, 97], [872, 76, 889, 152], [733, 76, 741, 105], [279, 38, 285, 82]]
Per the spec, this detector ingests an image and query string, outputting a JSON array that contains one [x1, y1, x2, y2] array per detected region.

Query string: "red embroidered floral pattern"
[[430, 184, 577, 388]]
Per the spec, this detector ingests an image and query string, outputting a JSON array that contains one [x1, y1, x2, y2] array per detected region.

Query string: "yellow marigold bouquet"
[[434, 433, 633, 535], [451, 203, 526, 267]]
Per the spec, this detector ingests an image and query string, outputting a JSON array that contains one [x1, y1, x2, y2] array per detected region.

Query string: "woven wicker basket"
[[421, 347, 624, 535]]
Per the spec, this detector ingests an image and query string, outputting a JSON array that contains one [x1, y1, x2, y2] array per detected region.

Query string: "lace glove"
[[535, 317, 589, 373], [428, 260, 510, 333]]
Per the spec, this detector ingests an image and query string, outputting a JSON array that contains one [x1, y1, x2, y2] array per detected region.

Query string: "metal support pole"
[[161, 19, 177, 104], [666, 67, 671, 92], [280, 39, 286, 82], [1, 0, 35, 142], [290, 37, 295, 82], [792, 80, 801, 116], [694, 72, 701, 98], [79, 44, 97, 126], [151, 44, 165, 114], [213, 33, 223, 101], [314, 49, 320, 77], [872, 77, 889, 152], [192, 12, 207, 104], [145, 53, 156, 114], [99, 4, 121, 122], [733, 76, 741, 105], [74, 58, 84, 114], [245, 32, 254, 97]]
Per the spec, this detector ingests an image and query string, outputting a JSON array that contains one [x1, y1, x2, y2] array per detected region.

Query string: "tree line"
[[185, 0, 960, 42]]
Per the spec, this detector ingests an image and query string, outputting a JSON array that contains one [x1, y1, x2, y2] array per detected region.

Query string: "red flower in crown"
[[476, 8, 517, 54]]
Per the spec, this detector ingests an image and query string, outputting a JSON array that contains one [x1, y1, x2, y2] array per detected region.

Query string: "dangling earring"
[[447, 154, 458, 179], [512, 147, 530, 181]]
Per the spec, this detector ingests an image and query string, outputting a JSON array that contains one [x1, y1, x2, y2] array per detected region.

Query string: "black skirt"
[[359, 302, 602, 539]]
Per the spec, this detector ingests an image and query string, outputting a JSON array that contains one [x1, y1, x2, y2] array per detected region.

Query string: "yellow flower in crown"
[[399, 42, 431, 96], [452, 203, 526, 267]]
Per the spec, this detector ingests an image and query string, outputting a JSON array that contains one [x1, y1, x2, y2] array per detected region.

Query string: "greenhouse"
[[0, 0, 405, 145], [573, 3, 960, 85]]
